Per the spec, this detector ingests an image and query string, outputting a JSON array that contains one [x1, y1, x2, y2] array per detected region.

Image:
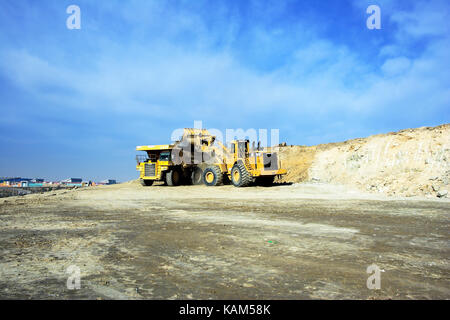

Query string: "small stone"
[[437, 190, 448, 198], [432, 185, 440, 192]]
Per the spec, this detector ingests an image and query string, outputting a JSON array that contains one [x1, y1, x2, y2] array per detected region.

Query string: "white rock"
[[437, 190, 448, 198]]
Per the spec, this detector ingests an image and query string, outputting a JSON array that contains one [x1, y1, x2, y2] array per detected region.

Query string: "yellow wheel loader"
[[199, 138, 286, 187], [136, 128, 286, 187]]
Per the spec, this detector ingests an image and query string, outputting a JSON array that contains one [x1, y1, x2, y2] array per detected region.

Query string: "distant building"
[[0, 177, 31, 184], [99, 179, 117, 185], [61, 178, 83, 187], [0, 177, 32, 187], [61, 178, 82, 183], [26, 178, 45, 187]]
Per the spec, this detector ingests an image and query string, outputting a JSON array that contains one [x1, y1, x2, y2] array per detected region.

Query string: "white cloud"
[[0, 0, 448, 146], [379, 45, 401, 57], [381, 57, 411, 76], [391, 0, 450, 38]]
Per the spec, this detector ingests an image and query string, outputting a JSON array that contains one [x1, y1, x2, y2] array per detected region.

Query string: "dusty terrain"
[[279, 124, 450, 198], [0, 181, 448, 299]]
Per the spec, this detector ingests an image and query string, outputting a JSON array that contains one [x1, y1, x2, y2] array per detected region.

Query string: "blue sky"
[[0, 0, 449, 181]]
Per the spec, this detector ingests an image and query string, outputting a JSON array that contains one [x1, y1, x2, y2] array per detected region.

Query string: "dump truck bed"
[[136, 144, 174, 151]]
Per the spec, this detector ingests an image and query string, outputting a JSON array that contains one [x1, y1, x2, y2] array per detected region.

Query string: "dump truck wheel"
[[191, 167, 203, 185], [140, 179, 154, 186], [166, 169, 181, 186], [231, 163, 252, 187], [203, 166, 223, 186]]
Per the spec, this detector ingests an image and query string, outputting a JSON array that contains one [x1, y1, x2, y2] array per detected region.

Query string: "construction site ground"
[[0, 181, 449, 299]]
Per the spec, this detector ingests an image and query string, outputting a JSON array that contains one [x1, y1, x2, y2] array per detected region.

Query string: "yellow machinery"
[[136, 144, 178, 186], [136, 128, 286, 187]]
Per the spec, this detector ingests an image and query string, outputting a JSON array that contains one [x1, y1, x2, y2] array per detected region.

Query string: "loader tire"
[[166, 169, 181, 186], [231, 162, 253, 187], [203, 165, 223, 186], [191, 167, 203, 185], [140, 179, 154, 186]]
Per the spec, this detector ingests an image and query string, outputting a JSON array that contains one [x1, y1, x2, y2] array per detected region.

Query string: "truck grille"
[[263, 153, 278, 170], [144, 163, 156, 176]]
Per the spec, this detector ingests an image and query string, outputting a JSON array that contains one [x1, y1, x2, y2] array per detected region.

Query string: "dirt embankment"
[[279, 124, 450, 198]]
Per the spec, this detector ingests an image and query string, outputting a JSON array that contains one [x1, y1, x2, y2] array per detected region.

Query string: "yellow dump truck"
[[136, 128, 286, 187], [136, 144, 177, 186]]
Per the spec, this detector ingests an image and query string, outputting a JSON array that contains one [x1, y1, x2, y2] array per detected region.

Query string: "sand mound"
[[278, 145, 316, 182], [279, 124, 450, 198], [121, 179, 140, 186]]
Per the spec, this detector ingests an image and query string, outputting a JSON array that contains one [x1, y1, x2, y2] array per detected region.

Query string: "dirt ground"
[[0, 182, 449, 299]]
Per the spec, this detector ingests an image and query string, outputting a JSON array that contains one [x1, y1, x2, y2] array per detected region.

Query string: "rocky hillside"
[[279, 124, 450, 198]]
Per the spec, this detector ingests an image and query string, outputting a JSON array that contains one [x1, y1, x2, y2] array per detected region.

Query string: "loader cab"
[[230, 140, 249, 160]]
